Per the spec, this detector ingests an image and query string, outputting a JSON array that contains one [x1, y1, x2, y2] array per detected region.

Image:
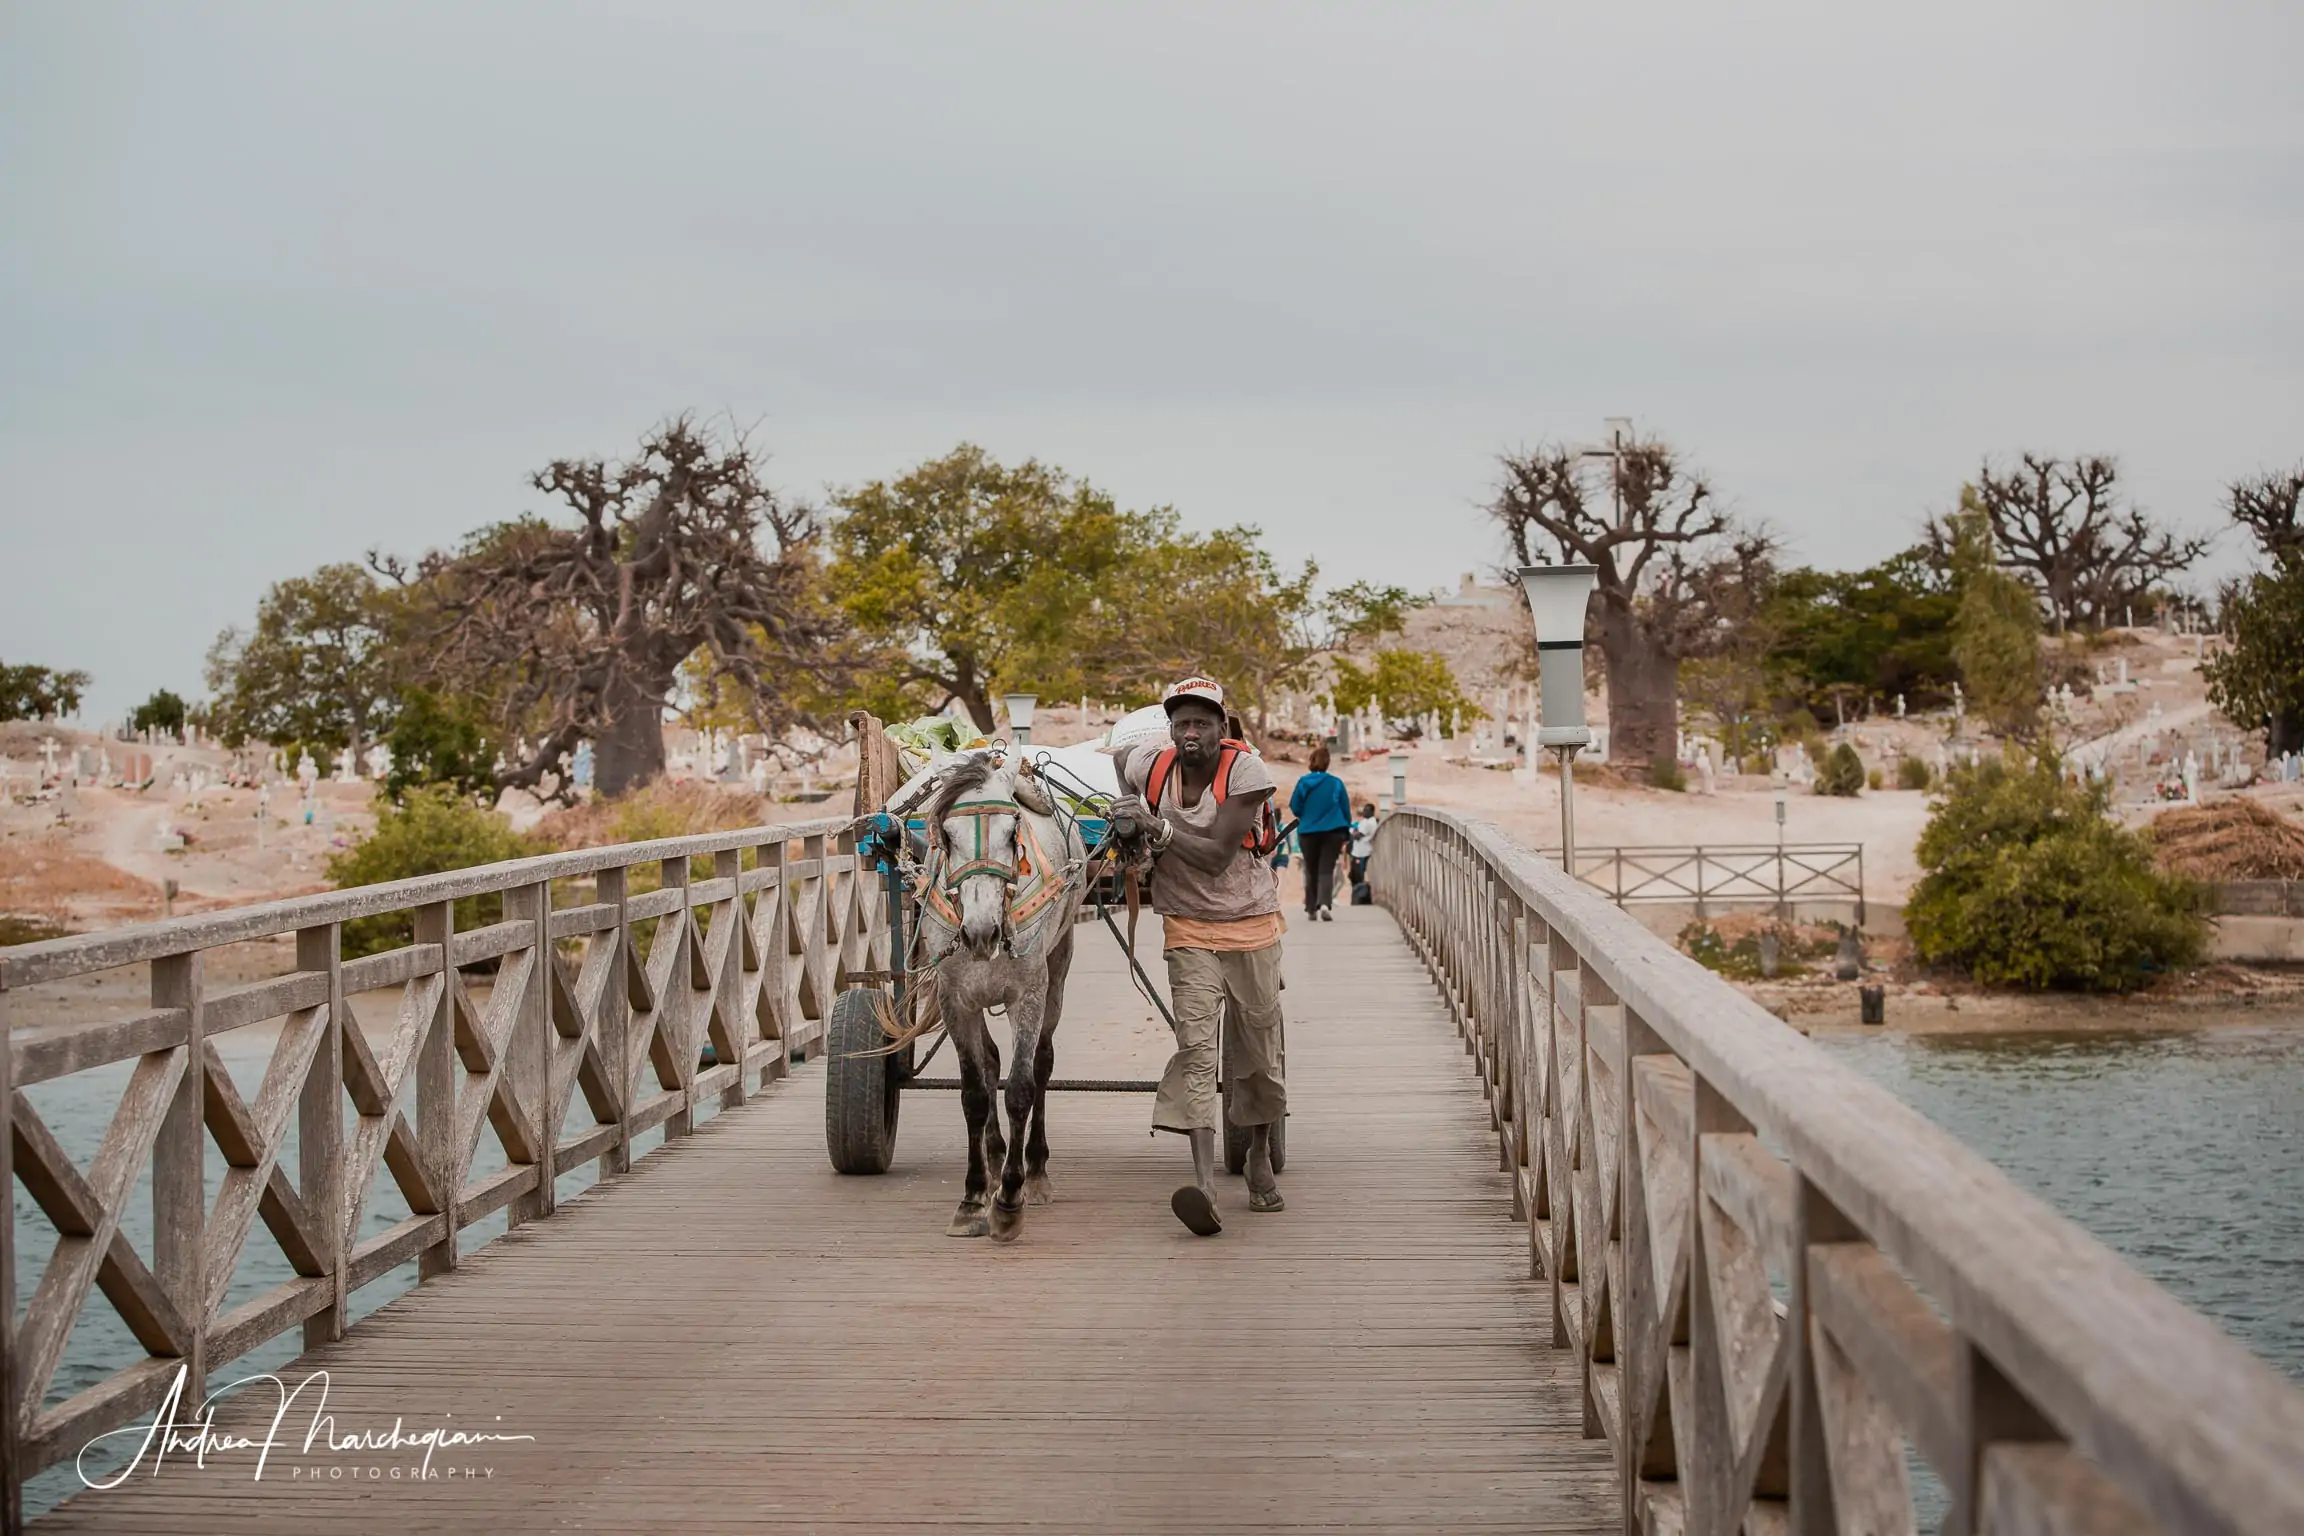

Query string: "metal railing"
[[1374, 807, 2304, 1536], [0, 815, 878, 1529], [1535, 842, 1867, 926]]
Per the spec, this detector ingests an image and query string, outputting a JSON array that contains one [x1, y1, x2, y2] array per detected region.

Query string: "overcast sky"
[[5, 2, 2300, 720]]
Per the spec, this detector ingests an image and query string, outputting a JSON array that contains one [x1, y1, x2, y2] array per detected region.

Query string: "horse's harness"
[[918, 788, 1074, 959]]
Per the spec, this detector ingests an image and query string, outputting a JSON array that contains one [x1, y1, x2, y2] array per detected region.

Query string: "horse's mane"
[[923, 755, 997, 853]]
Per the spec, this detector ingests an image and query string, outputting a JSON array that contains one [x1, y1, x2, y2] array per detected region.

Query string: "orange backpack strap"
[[1143, 746, 1179, 813], [1146, 743, 1274, 854]]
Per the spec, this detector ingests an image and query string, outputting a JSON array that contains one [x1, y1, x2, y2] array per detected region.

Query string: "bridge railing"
[[1535, 842, 1868, 926], [0, 814, 882, 1523], [1373, 806, 2304, 1536]]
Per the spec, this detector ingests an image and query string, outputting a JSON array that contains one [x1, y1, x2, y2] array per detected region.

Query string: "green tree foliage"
[[1763, 548, 1959, 715], [1089, 524, 1318, 722], [0, 662, 90, 722], [1322, 581, 1430, 648], [827, 446, 1152, 729], [2205, 569, 2304, 757], [1326, 650, 1483, 734], [827, 444, 1321, 728], [1812, 741, 1865, 796], [1906, 751, 2204, 991], [382, 688, 500, 804], [326, 786, 540, 956], [1945, 491, 2042, 738], [2202, 467, 2304, 756], [128, 689, 188, 737], [207, 563, 399, 758]]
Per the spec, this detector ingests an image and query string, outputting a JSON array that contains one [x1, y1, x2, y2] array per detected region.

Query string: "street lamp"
[[1773, 776, 1789, 920], [1389, 749, 1409, 808], [1516, 563, 1601, 871], [1003, 692, 1038, 747]]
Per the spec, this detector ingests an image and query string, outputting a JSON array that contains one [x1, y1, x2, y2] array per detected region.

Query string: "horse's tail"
[[852, 973, 945, 1055]]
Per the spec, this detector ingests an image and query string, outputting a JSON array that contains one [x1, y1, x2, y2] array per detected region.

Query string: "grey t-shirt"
[[1120, 741, 1281, 921]]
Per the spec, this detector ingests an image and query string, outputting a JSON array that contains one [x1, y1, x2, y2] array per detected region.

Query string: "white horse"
[[889, 750, 1094, 1242]]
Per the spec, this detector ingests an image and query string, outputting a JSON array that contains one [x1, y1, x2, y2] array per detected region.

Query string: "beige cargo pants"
[[1153, 941, 1286, 1134]]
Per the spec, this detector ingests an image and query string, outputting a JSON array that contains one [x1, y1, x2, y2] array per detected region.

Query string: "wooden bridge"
[[4, 809, 2302, 1533]]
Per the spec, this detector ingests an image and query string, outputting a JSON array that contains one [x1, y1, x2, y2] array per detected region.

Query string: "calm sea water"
[[1814, 1023, 2304, 1384]]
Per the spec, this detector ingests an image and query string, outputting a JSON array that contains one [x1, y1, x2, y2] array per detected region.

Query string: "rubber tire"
[[826, 989, 901, 1174], [1222, 1106, 1286, 1176]]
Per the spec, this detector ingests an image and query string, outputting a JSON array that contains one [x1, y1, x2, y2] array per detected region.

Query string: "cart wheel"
[[1222, 1103, 1286, 1175], [826, 989, 901, 1174]]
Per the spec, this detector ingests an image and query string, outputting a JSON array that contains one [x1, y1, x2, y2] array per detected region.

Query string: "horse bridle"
[[938, 796, 1024, 894]]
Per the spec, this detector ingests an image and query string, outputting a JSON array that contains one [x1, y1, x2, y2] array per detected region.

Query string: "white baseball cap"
[[1160, 676, 1225, 715]]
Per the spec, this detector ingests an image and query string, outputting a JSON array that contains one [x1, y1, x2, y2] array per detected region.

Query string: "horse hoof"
[[988, 1199, 1025, 1244], [946, 1205, 990, 1238], [1024, 1172, 1055, 1206]]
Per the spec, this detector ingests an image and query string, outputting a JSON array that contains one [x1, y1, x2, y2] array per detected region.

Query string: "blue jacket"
[[1288, 770, 1353, 835]]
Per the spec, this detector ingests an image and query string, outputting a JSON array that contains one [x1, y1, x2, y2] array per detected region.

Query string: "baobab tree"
[[1487, 432, 1773, 769], [384, 416, 840, 798], [1931, 455, 2210, 632]]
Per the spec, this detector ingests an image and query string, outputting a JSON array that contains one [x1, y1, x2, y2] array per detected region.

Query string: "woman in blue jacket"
[[1288, 745, 1354, 921]]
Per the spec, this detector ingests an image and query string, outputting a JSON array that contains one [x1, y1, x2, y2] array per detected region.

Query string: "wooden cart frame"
[[822, 714, 1285, 1177]]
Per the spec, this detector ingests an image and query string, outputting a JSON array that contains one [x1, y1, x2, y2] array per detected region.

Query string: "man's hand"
[[1106, 794, 1151, 835]]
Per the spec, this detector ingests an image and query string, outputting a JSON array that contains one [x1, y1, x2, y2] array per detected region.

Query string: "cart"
[[823, 713, 1286, 1178]]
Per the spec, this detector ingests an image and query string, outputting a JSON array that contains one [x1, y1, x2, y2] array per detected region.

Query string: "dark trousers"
[[1299, 829, 1348, 913]]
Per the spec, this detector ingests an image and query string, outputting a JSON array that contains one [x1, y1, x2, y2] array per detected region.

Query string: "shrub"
[[1866, 767, 1885, 791], [1906, 751, 2206, 991], [327, 786, 543, 956], [382, 688, 499, 805], [1896, 754, 1933, 791], [1814, 741, 1865, 796], [1648, 755, 1686, 792]]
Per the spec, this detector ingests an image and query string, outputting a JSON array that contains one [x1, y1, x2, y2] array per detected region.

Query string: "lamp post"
[[1389, 749, 1409, 808], [1516, 563, 1602, 872], [1003, 692, 1038, 747], [1773, 776, 1789, 920]]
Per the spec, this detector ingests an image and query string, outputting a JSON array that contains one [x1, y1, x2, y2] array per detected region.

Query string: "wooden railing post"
[[713, 849, 747, 1111], [506, 880, 552, 1224], [298, 923, 345, 1346], [414, 901, 456, 1277], [149, 951, 205, 1396], [660, 855, 695, 1140], [1788, 1173, 1859, 1536], [599, 865, 633, 1176]]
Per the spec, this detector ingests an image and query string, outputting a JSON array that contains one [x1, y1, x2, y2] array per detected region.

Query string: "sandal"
[[1171, 1184, 1223, 1236], [1248, 1185, 1285, 1213]]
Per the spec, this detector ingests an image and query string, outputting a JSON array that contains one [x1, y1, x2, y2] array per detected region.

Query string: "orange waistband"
[[1161, 911, 1285, 952]]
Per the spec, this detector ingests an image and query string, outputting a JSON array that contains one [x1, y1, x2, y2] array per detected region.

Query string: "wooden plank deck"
[[35, 906, 1615, 1533]]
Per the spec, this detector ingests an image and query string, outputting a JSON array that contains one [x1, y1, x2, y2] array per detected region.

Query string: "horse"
[[889, 750, 1095, 1243]]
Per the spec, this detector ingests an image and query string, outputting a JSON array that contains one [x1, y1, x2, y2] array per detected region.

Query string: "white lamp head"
[[1515, 564, 1600, 749], [1002, 692, 1038, 731]]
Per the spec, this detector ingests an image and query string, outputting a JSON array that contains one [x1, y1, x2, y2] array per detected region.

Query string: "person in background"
[[1348, 801, 1379, 890], [1287, 744, 1353, 922]]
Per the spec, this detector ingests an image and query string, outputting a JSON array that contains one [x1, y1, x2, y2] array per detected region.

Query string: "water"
[[1814, 1024, 2304, 1385]]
